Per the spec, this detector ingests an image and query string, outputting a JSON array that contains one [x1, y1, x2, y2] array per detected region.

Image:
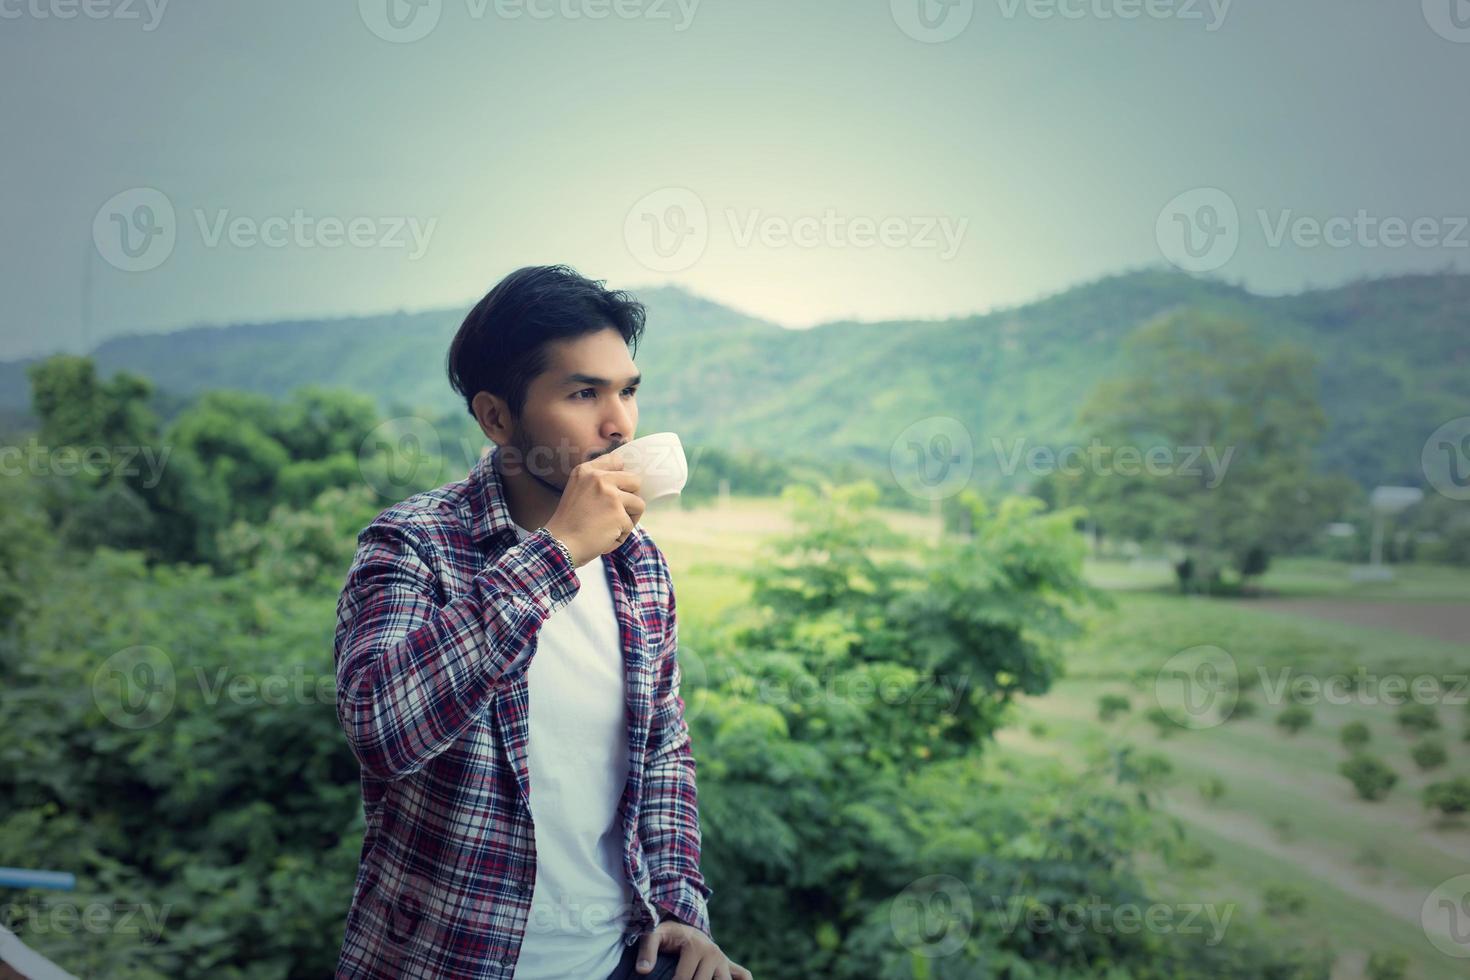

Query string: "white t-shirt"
[[510, 521, 633, 980]]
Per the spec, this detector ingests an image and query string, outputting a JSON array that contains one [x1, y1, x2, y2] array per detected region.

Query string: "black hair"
[[447, 264, 646, 419]]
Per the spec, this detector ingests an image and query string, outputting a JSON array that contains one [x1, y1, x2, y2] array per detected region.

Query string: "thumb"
[[636, 928, 661, 972]]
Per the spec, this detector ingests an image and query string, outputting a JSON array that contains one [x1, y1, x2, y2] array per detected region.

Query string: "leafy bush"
[[1098, 692, 1132, 721], [0, 427, 1336, 979], [1276, 703, 1313, 735], [1262, 884, 1308, 917], [1410, 738, 1447, 771], [1366, 950, 1409, 980], [1339, 754, 1398, 801], [1396, 701, 1441, 736], [1423, 777, 1470, 816], [1146, 705, 1183, 737], [1226, 697, 1258, 721], [1339, 721, 1371, 750]]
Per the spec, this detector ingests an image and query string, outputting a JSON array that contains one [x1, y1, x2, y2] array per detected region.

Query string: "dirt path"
[[1164, 797, 1448, 943], [1246, 599, 1469, 645]]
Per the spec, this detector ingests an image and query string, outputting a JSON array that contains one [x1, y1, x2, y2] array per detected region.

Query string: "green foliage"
[[1338, 721, 1371, 750], [1276, 703, 1313, 735], [1224, 697, 1258, 721], [1409, 738, 1447, 771], [0, 537, 362, 976], [1365, 950, 1409, 980], [1396, 701, 1441, 736], [1, 383, 1335, 979], [1145, 706, 1182, 737], [1422, 777, 1470, 816], [1097, 692, 1132, 722], [1049, 310, 1341, 592], [14, 357, 412, 567], [1262, 884, 1308, 917], [1338, 754, 1398, 802], [1198, 776, 1227, 804]]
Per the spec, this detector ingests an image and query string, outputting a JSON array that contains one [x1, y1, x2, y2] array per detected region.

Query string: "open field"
[[645, 495, 1470, 979]]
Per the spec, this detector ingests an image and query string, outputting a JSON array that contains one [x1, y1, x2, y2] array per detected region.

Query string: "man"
[[332, 265, 750, 980]]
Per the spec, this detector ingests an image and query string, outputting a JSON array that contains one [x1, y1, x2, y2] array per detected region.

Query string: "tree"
[[23, 355, 225, 564], [1057, 311, 1337, 592]]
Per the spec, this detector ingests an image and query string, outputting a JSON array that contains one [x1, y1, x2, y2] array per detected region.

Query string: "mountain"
[[3, 268, 1466, 490]]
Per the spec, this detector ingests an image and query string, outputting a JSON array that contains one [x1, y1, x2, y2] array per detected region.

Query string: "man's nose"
[[604, 401, 633, 443]]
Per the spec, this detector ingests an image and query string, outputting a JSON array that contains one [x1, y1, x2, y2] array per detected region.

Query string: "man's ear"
[[471, 391, 512, 446]]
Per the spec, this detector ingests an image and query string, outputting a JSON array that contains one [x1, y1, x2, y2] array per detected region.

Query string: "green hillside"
[[4, 267, 1465, 489]]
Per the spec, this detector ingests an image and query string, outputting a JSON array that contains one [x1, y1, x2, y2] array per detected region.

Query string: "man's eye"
[[573, 387, 637, 400]]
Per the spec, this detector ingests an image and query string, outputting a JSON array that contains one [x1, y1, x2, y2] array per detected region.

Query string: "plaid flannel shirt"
[[332, 445, 713, 979]]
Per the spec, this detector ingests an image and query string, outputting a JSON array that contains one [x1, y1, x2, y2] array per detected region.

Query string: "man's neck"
[[497, 454, 562, 533]]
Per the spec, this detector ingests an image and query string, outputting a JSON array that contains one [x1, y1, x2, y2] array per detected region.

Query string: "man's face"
[[503, 326, 640, 486]]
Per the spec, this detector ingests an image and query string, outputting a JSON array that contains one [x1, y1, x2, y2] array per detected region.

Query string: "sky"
[[2, 0, 1468, 360]]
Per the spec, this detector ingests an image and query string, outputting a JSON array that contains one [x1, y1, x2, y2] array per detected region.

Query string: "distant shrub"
[[1226, 697, 1258, 721], [1396, 701, 1440, 736], [1423, 777, 1470, 816], [1164, 836, 1217, 871], [1136, 752, 1175, 787], [1098, 692, 1132, 722], [1410, 739, 1447, 770], [1339, 721, 1371, 750], [1365, 951, 1408, 980], [1262, 884, 1307, 917], [1339, 753, 1398, 801], [1145, 705, 1182, 737], [1199, 775, 1227, 803], [1276, 703, 1313, 735]]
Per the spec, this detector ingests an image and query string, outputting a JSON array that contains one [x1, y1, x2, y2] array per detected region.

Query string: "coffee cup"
[[608, 432, 688, 501]]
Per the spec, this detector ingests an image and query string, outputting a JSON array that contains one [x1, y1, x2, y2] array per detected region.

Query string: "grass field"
[[642, 495, 1470, 980]]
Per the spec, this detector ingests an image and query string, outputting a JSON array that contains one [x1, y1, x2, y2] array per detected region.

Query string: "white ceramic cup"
[[608, 432, 688, 502]]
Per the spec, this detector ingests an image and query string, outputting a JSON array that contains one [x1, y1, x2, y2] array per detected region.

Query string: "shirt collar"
[[469, 443, 646, 566]]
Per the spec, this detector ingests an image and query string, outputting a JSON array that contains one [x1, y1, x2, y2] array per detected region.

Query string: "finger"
[[714, 959, 733, 980], [692, 952, 718, 980], [621, 491, 647, 522], [636, 930, 660, 973], [589, 452, 625, 470], [604, 470, 643, 492], [673, 944, 700, 980], [730, 964, 752, 980]]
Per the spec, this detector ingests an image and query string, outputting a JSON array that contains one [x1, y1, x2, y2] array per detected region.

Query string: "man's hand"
[[543, 453, 644, 566], [635, 920, 752, 980]]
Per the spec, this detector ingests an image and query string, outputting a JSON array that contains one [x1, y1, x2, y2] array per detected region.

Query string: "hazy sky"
[[2, 0, 1467, 359]]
